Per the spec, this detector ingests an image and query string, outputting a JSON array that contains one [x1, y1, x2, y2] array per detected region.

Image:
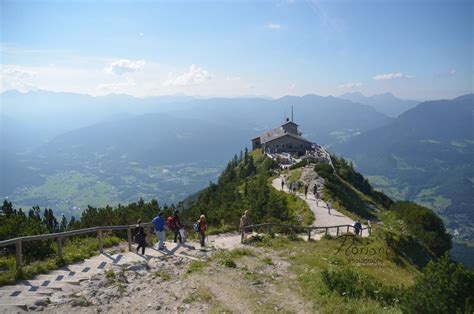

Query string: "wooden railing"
[[0, 222, 160, 268], [240, 223, 371, 243]]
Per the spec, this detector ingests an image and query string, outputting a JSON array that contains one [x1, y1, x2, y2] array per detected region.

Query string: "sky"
[[0, 0, 472, 100]]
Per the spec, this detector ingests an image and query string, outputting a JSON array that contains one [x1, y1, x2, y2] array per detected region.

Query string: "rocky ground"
[[16, 242, 313, 314]]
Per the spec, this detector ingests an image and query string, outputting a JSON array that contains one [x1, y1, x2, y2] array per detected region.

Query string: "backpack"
[[193, 221, 200, 232], [167, 216, 175, 230]]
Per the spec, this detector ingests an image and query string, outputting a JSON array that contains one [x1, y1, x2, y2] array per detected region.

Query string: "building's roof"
[[282, 121, 299, 127], [265, 132, 313, 145], [258, 126, 312, 144]]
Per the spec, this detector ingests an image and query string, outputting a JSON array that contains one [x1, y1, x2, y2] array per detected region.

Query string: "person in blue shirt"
[[152, 212, 166, 250]]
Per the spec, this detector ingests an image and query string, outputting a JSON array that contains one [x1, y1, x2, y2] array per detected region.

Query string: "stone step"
[[0, 289, 53, 298], [16, 279, 82, 290], [60, 263, 108, 274], [0, 285, 58, 294], [34, 273, 91, 283]]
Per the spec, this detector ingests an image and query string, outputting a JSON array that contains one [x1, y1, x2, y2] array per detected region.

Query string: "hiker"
[[172, 210, 183, 243], [354, 220, 362, 236], [179, 225, 187, 243], [281, 178, 285, 191], [198, 215, 207, 247], [304, 184, 309, 199], [240, 210, 251, 238], [152, 212, 166, 250], [312, 184, 317, 197], [134, 219, 147, 255], [327, 201, 332, 215]]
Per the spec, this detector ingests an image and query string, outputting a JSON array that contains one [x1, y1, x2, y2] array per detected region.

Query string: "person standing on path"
[[304, 184, 309, 199], [134, 219, 147, 255], [173, 210, 183, 244], [281, 178, 285, 191], [327, 201, 332, 215], [354, 220, 362, 236], [198, 215, 207, 247], [240, 210, 251, 240], [152, 212, 166, 250]]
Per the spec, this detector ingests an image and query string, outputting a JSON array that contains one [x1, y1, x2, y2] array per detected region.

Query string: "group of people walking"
[[133, 210, 207, 255], [280, 175, 365, 236], [133, 173, 368, 255]]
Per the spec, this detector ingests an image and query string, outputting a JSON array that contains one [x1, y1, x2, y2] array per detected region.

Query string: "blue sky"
[[1, 0, 472, 99]]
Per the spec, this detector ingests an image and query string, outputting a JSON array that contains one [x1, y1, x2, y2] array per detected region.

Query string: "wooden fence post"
[[127, 228, 132, 251], [307, 229, 311, 241], [347, 226, 349, 233], [98, 230, 103, 253], [325, 228, 328, 235], [336, 227, 339, 236], [15, 240, 22, 268], [57, 237, 63, 258], [241, 230, 245, 244]]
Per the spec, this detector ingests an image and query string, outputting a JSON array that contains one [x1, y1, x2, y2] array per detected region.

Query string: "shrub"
[[321, 268, 402, 306], [321, 234, 334, 240], [402, 254, 474, 314], [390, 201, 451, 257]]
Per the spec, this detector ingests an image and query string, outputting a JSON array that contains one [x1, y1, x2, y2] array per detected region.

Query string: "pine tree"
[[1, 200, 14, 218], [43, 208, 58, 233], [59, 215, 68, 232]]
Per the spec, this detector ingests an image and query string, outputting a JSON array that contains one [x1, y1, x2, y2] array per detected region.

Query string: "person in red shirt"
[[198, 215, 207, 247]]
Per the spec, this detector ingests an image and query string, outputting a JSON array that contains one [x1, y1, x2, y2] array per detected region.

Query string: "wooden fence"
[[240, 223, 371, 243], [0, 223, 160, 268], [0, 221, 371, 268]]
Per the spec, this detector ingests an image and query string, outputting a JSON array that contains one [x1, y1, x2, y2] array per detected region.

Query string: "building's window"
[[289, 144, 292, 148]]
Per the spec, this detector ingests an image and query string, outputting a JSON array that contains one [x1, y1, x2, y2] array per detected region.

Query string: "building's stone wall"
[[263, 135, 312, 154]]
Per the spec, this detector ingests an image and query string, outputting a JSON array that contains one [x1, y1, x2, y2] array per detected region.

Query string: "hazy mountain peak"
[[338, 91, 419, 117]]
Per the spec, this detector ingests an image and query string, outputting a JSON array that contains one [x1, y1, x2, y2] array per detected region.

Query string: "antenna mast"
[[291, 106, 294, 122]]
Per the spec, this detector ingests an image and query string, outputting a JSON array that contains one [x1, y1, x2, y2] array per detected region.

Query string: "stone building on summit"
[[251, 118, 313, 155]]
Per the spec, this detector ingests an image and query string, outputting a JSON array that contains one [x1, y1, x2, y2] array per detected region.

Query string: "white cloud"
[[162, 64, 211, 87], [246, 84, 255, 89], [0, 65, 37, 92], [449, 69, 456, 76], [338, 82, 362, 89], [288, 83, 296, 91], [373, 72, 413, 81], [266, 23, 282, 30], [105, 59, 145, 75]]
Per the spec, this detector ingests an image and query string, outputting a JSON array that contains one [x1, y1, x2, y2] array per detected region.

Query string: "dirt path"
[[273, 169, 365, 234]]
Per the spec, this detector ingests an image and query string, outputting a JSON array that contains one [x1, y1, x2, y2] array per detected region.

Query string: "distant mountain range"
[[339, 92, 420, 117], [0, 90, 391, 218], [333, 94, 474, 244]]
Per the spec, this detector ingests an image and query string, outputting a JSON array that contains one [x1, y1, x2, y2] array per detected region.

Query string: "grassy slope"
[[254, 233, 419, 313], [252, 149, 314, 226]]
